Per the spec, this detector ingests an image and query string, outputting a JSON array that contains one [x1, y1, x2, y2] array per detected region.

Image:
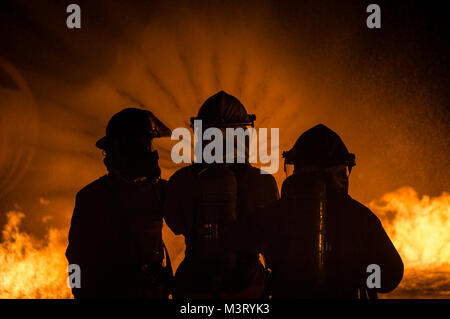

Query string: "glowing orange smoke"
[[369, 187, 450, 298], [0, 212, 72, 298], [0, 186, 448, 298]]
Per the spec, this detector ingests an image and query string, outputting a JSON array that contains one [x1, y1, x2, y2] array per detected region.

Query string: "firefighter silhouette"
[[66, 108, 173, 298], [259, 124, 403, 298], [164, 91, 279, 298]]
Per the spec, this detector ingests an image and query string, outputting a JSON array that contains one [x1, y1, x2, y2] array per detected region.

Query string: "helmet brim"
[[96, 108, 172, 150], [96, 136, 108, 150]]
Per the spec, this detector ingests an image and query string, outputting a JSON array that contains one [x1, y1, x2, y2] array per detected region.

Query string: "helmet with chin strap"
[[97, 107, 171, 179]]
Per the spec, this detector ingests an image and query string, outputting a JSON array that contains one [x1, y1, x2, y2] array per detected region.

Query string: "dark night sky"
[[0, 0, 449, 234]]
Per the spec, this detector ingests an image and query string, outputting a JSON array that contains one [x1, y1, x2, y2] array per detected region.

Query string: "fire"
[[369, 187, 450, 298], [0, 186, 448, 298], [0, 212, 72, 299]]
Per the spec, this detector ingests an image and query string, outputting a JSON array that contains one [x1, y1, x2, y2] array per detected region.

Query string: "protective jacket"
[[261, 123, 403, 299], [164, 163, 279, 298], [66, 174, 172, 298], [260, 174, 403, 298]]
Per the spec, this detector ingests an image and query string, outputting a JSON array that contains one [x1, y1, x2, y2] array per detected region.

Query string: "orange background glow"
[[0, 0, 448, 298]]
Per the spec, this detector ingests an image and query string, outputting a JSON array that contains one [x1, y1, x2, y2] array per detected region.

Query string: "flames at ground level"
[[0, 187, 448, 299]]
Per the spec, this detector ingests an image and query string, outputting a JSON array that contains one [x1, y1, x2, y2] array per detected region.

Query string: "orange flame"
[[369, 187, 450, 298], [0, 212, 72, 298], [0, 186, 448, 298]]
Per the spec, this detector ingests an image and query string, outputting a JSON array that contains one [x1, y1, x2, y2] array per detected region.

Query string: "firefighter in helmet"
[[66, 108, 173, 298], [164, 91, 279, 298], [259, 124, 403, 298]]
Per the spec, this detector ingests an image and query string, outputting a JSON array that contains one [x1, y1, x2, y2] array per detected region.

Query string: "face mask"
[[107, 136, 161, 180], [327, 165, 349, 192], [125, 149, 161, 180]]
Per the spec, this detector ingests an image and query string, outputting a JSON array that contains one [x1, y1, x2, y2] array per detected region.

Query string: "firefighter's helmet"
[[96, 108, 171, 150], [190, 91, 255, 128], [283, 124, 355, 171]]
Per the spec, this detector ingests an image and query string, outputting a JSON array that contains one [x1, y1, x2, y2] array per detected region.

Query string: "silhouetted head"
[[191, 91, 255, 128], [282, 124, 355, 192], [190, 91, 256, 163], [283, 124, 355, 170], [96, 108, 171, 150], [96, 108, 171, 179]]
